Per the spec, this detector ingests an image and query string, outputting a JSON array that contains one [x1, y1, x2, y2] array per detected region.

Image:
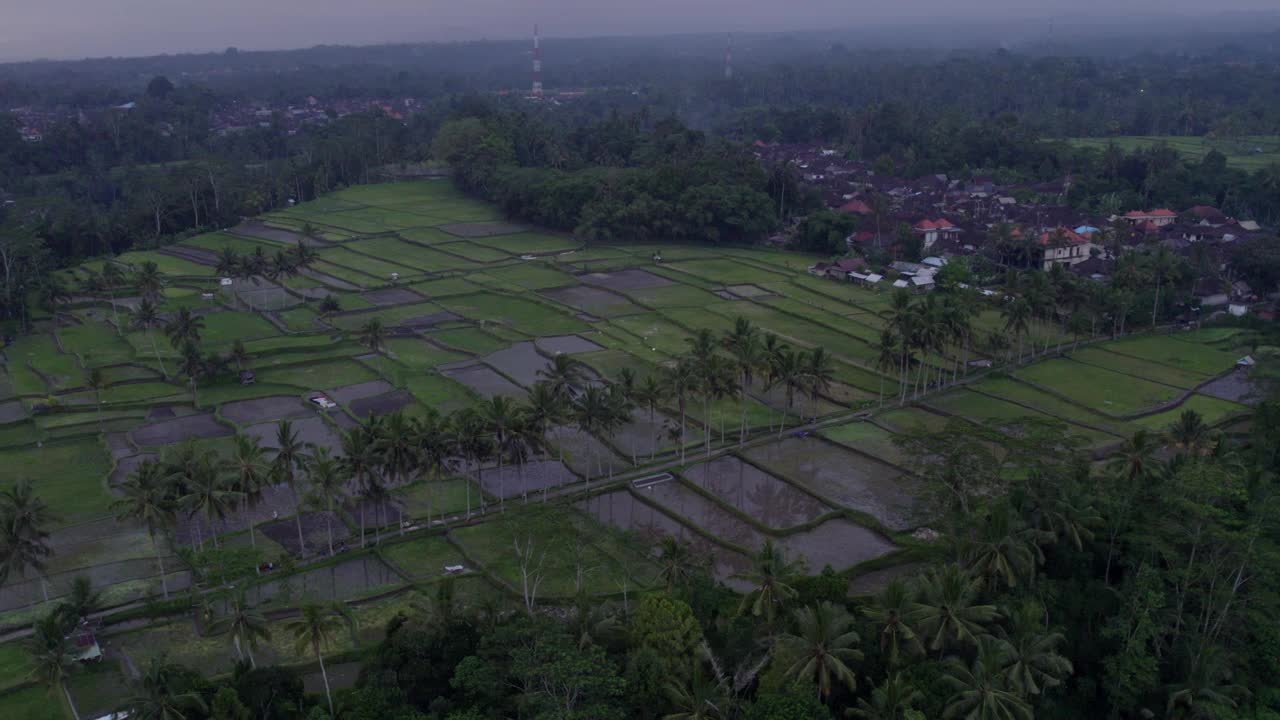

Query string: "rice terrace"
[[0, 178, 1258, 717]]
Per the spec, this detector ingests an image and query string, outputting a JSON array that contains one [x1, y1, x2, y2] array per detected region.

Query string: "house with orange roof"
[[1121, 209, 1177, 227], [1038, 227, 1096, 271]]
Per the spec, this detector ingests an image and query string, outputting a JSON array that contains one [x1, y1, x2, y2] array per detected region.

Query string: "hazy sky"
[[1, 0, 1278, 61]]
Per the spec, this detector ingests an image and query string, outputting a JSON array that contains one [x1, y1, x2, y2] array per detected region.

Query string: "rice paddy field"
[[0, 179, 1257, 715], [1060, 135, 1280, 172]]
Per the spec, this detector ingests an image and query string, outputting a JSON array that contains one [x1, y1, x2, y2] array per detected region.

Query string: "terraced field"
[[0, 179, 1255, 716]]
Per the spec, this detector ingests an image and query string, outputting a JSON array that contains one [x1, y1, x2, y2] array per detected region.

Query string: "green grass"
[[821, 421, 908, 466], [380, 535, 467, 580], [480, 263, 578, 290], [116, 250, 216, 277], [318, 246, 421, 280], [394, 477, 483, 520], [57, 322, 136, 367], [409, 277, 485, 297], [0, 685, 65, 720], [399, 227, 460, 244], [343, 237, 478, 273], [0, 644, 33, 692], [328, 302, 449, 331], [200, 311, 279, 347], [1068, 347, 1206, 389], [0, 438, 113, 526], [971, 377, 1136, 436], [1016, 358, 1185, 417], [363, 357, 475, 411], [439, 293, 588, 336], [255, 359, 378, 390], [278, 305, 321, 331], [1060, 135, 1280, 172], [180, 232, 276, 255], [607, 313, 695, 355], [1103, 335, 1239, 378], [1133, 394, 1249, 432], [309, 260, 378, 286], [666, 258, 789, 285], [6, 333, 83, 393], [471, 232, 582, 255], [928, 388, 1114, 445], [876, 407, 950, 434], [428, 328, 509, 356], [384, 338, 464, 367], [436, 242, 513, 263], [623, 282, 724, 309]]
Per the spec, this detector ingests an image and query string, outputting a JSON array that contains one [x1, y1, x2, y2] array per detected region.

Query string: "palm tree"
[[660, 358, 699, 463], [664, 665, 730, 720], [131, 298, 169, 378], [120, 656, 207, 720], [849, 673, 922, 720], [736, 540, 802, 630], [273, 419, 310, 555], [1167, 409, 1212, 456], [86, 368, 107, 431], [112, 461, 176, 599], [723, 317, 764, 446], [524, 382, 568, 499], [769, 350, 804, 438], [873, 329, 899, 408], [217, 592, 271, 668], [942, 637, 1031, 720], [656, 536, 697, 592], [632, 374, 666, 459], [164, 308, 205, 349], [226, 339, 250, 372], [376, 411, 417, 529], [1148, 244, 1177, 328], [480, 396, 522, 509], [801, 346, 836, 420], [286, 602, 357, 719], [340, 426, 380, 547], [999, 623, 1073, 697], [1108, 429, 1158, 482], [910, 565, 998, 654], [762, 333, 790, 424], [133, 260, 166, 301], [214, 247, 241, 278], [450, 408, 491, 520], [303, 446, 348, 555], [779, 601, 863, 703], [358, 317, 386, 353], [229, 435, 269, 554], [1164, 645, 1245, 719], [864, 578, 921, 667], [574, 385, 615, 490], [58, 577, 103, 626], [100, 262, 125, 334], [1001, 298, 1032, 364], [414, 409, 454, 519], [177, 343, 204, 406], [537, 353, 584, 399], [962, 505, 1046, 590], [0, 481, 55, 599], [179, 457, 241, 549], [27, 612, 81, 720]]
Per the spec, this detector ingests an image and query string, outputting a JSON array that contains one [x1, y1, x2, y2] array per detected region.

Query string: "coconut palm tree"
[[1163, 645, 1245, 720], [910, 565, 998, 654], [450, 408, 491, 520], [226, 339, 250, 373], [86, 368, 107, 431], [217, 592, 271, 668], [801, 346, 836, 420], [480, 396, 522, 509], [58, 577, 103, 627], [723, 317, 764, 446], [286, 602, 357, 719], [133, 260, 166, 301], [177, 342, 204, 406], [228, 435, 269, 555], [656, 536, 697, 592], [942, 637, 1031, 720], [1167, 409, 1212, 456], [27, 612, 81, 720], [214, 247, 241, 278], [131, 298, 169, 378], [779, 601, 863, 703], [376, 412, 418, 529], [769, 350, 804, 438], [524, 382, 569, 499], [633, 374, 666, 459], [304, 446, 349, 556], [120, 656, 207, 720], [1001, 298, 1032, 364], [272, 419, 310, 556], [112, 461, 176, 599], [864, 578, 922, 667], [663, 668, 730, 720], [179, 456, 241, 550], [339, 426, 379, 547], [736, 540, 802, 631], [1148, 243, 1178, 328], [358, 317, 386, 353], [537, 353, 584, 399], [164, 308, 205, 350], [413, 408, 453, 520], [999, 619, 1073, 697], [574, 385, 615, 490], [100, 262, 125, 334], [1108, 429, 1158, 482], [962, 504, 1047, 590], [849, 672, 923, 720], [660, 358, 699, 463], [873, 329, 899, 408], [0, 481, 55, 598]]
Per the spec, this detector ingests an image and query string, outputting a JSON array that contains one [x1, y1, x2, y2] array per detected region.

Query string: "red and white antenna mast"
[[532, 25, 544, 97]]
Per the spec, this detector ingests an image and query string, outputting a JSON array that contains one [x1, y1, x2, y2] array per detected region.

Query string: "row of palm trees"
[[213, 241, 319, 285]]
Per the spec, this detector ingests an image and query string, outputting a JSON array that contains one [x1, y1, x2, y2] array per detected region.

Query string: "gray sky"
[[1, 0, 1277, 61]]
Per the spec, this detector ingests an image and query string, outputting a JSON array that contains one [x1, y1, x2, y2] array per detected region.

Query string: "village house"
[[1121, 208, 1178, 227], [1039, 227, 1096, 271]]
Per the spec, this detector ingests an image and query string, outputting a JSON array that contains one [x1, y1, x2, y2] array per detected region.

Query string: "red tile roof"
[[1038, 227, 1090, 246], [838, 199, 873, 215]]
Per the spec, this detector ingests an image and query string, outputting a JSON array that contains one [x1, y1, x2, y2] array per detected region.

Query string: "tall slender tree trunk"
[[148, 330, 169, 379], [154, 535, 169, 600], [63, 682, 81, 720], [317, 648, 335, 719], [291, 483, 307, 556]]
